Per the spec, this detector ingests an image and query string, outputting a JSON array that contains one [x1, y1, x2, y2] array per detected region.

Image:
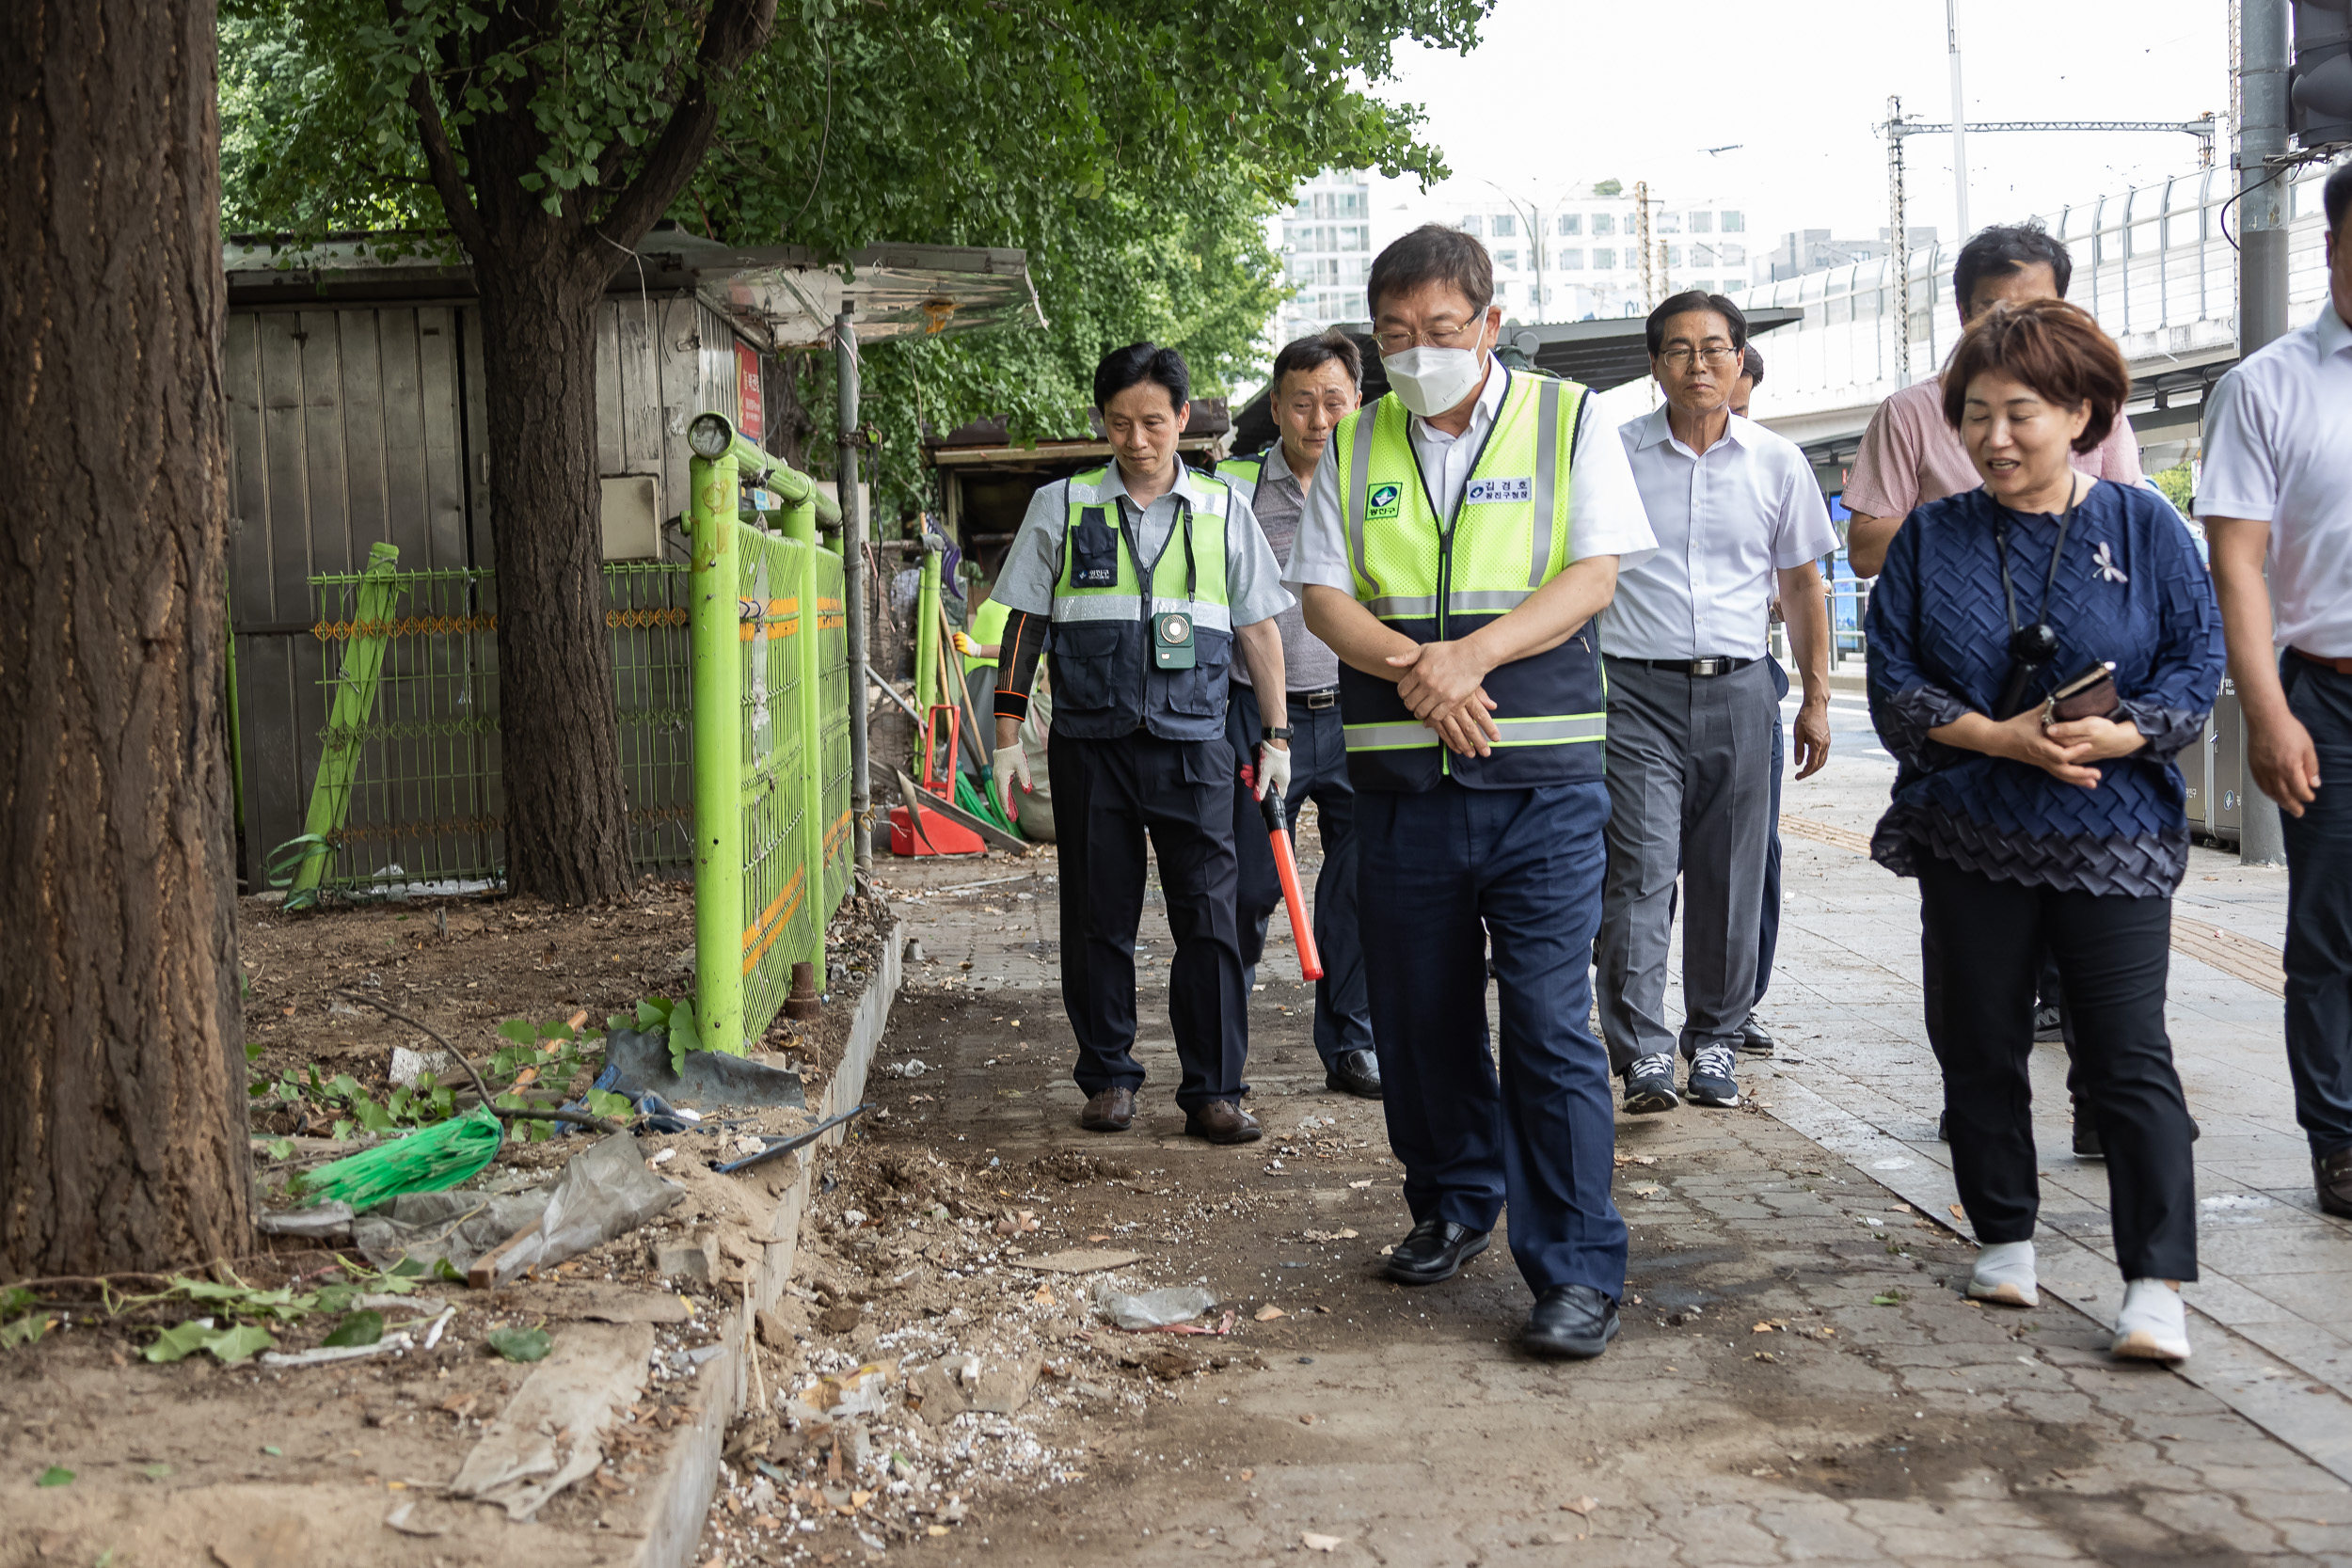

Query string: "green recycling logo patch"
[[1366, 482, 1403, 520]]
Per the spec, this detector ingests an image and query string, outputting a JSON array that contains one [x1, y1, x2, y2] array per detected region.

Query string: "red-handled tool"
[[1241, 766, 1324, 982]]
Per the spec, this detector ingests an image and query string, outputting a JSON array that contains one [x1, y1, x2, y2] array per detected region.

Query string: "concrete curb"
[[632, 920, 905, 1567]]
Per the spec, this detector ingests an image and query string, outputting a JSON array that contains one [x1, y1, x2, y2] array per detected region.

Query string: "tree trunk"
[[0, 0, 250, 1275], [476, 254, 636, 904]]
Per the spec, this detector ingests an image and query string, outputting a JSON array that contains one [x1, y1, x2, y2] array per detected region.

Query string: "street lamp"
[[1484, 181, 1556, 325]]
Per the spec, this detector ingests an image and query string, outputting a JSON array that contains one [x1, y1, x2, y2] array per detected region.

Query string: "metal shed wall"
[[225, 291, 750, 888]]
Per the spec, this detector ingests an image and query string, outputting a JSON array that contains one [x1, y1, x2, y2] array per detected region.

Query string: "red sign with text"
[[736, 343, 764, 441]]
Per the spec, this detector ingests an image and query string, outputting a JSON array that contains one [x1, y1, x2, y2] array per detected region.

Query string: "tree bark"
[[0, 0, 250, 1275], [476, 254, 636, 903]]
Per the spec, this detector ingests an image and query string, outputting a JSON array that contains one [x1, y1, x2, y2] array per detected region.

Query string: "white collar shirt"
[[2196, 299, 2352, 657], [1602, 404, 1840, 660]]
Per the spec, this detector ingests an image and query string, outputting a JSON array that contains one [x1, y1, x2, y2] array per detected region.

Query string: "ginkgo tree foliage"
[[219, 0, 1488, 902]]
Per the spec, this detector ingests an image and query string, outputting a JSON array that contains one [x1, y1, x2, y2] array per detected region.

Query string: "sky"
[[1367, 0, 2233, 248]]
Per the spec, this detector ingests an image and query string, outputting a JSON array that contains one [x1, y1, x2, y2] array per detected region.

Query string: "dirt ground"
[[238, 879, 893, 1125], [694, 885, 2352, 1567], [1, 882, 894, 1568]]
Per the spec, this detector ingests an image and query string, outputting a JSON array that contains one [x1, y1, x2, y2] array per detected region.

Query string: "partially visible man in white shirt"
[[2202, 158, 2352, 1220], [1600, 292, 1836, 1118]]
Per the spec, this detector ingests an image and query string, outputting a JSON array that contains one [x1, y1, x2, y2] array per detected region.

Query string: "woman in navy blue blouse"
[[1865, 299, 2223, 1364]]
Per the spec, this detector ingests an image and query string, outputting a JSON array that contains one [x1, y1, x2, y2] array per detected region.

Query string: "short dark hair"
[[1645, 291, 1747, 357], [1093, 341, 1189, 413], [1740, 344, 1766, 386], [1367, 224, 1494, 319], [1952, 221, 2073, 319], [1271, 329, 1363, 393], [2327, 158, 2352, 238], [1941, 298, 2130, 454]]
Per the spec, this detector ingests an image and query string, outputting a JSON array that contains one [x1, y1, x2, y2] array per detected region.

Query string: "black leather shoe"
[[1325, 1048, 1383, 1100], [1522, 1285, 1621, 1360], [1384, 1217, 1489, 1286], [2074, 1108, 2105, 1160], [2318, 1146, 2352, 1219], [1738, 1018, 1775, 1056]]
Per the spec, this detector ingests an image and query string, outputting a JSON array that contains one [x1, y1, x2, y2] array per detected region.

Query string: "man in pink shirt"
[[1844, 221, 2142, 578]]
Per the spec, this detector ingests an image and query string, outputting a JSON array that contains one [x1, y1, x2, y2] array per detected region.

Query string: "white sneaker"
[[2110, 1279, 2191, 1363], [1966, 1239, 2040, 1307]]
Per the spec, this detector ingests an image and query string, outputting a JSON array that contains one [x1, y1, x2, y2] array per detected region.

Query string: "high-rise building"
[[1370, 180, 1754, 323], [1275, 169, 1375, 344]]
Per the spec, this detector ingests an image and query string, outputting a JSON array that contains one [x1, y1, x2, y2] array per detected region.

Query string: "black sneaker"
[[1685, 1043, 1741, 1109], [1623, 1053, 1679, 1114], [1738, 1018, 1775, 1056], [2034, 1005, 2064, 1042]]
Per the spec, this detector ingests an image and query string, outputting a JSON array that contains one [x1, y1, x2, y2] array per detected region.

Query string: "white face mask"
[[1380, 344, 1487, 418]]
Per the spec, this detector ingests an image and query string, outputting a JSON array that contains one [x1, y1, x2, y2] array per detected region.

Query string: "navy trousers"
[[1226, 686, 1375, 1069], [1357, 779, 1628, 1297], [1048, 730, 1249, 1112], [2281, 657, 2352, 1159]]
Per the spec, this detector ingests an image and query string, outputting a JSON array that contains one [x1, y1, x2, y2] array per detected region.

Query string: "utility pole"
[[834, 311, 873, 873], [2238, 0, 2291, 868], [1946, 0, 1972, 242], [1887, 97, 1911, 388], [1635, 182, 1657, 313]]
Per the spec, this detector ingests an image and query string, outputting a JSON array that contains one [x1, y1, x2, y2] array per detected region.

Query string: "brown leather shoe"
[[1080, 1086, 1136, 1132], [1184, 1100, 1263, 1145], [2318, 1146, 2352, 1219]]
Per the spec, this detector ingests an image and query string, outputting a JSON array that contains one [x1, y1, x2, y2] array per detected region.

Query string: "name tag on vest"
[[1464, 477, 1532, 504]]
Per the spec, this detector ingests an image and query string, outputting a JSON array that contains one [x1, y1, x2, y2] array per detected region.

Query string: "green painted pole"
[[780, 490, 827, 994], [289, 541, 402, 898], [914, 545, 942, 715], [690, 446, 744, 1057]]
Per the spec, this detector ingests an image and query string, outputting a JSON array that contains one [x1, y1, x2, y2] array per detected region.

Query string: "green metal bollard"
[[690, 444, 744, 1058], [780, 489, 827, 995]]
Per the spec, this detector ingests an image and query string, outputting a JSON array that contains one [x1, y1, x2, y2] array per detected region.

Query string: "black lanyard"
[[1991, 484, 2080, 719], [1113, 492, 1197, 621]]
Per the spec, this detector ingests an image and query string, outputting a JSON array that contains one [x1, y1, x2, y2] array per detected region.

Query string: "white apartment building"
[[1373, 181, 1752, 323], [1276, 169, 1376, 345]]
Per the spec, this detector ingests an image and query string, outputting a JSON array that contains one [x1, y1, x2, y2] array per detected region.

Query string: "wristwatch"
[[1261, 726, 1294, 741]]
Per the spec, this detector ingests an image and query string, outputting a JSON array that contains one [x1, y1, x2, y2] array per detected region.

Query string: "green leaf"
[[322, 1309, 384, 1348], [0, 1287, 36, 1317], [142, 1464, 172, 1481], [207, 1323, 276, 1364], [433, 1258, 466, 1285], [1871, 1291, 1905, 1307], [145, 1321, 217, 1363], [267, 1138, 296, 1161], [485, 1325, 552, 1363], [389, 1257, 429, 1279], [586, 1089, 634, 1120], [1, 1314, 52, 1351], [636, 997, 674, 1030], [35, 1465, 72, 1487], [499, 1020, 538, 1044], [262, 1444, 283, 1456], [246, 1040, 266, 1062]]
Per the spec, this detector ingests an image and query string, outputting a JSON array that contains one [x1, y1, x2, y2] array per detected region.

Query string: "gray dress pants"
[[1597, 657, 1776, 1075]]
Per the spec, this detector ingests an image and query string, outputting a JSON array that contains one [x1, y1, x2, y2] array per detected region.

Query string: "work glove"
[[1253, 742, 1293, 803], [952, 630, 975, 656], [994, 742, 1032, 820]]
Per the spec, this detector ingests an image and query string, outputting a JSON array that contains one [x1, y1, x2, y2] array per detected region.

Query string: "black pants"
[[2280, 656, 2352, 1157], [1916, 857, 2197, 1282], [1048, 729, 1248, 1111]]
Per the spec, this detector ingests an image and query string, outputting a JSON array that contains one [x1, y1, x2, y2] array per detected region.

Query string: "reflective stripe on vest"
[[1215, 453, 1264, 508], [1050, 466, 1234, 633], [1343, 714, 1608, 752]]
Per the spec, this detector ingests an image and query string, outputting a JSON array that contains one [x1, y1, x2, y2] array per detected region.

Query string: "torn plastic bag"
[[1090, 1282, 1217, 1331], [352, 1189, 552, 1275], [471, 1132, 684, 1279]]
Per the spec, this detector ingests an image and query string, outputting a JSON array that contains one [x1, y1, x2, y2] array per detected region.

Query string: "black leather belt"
[[1291, 687, 1341, 710], [1623, 657, 1757, 677]]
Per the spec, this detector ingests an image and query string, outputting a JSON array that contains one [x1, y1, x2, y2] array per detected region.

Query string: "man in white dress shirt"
[[1600, 292, 1836, 1116], [2203, 159, 2352, 1218]]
